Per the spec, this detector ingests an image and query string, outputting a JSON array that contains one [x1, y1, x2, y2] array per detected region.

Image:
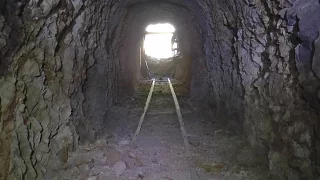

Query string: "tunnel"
[[1, 0, 320, 179]]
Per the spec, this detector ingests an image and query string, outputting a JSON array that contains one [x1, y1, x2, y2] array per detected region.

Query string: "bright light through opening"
[[144, 23, 175, 59], [146, 23, 175, 33]]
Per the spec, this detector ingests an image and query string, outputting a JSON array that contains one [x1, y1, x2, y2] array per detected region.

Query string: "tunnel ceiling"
[[1, 0, 320, 179]]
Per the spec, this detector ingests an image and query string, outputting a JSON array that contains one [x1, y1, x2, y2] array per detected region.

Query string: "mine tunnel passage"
[[143, 23, 176, 59], [1, 0, 320, 180], [141, 23, 188, 80]]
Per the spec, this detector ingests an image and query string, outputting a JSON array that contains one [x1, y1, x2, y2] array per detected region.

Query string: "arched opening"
[[144, 23, 176, 59], [140, 23, 185, 79]]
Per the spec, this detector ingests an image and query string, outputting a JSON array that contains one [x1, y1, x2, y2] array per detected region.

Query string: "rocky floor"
[[47, 81, 269, 180]]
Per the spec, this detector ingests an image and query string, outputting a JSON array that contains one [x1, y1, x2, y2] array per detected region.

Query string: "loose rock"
[[112, 161, 126, 177]]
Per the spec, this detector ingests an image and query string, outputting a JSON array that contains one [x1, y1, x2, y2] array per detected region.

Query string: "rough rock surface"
[[0, 0, 120, 179], [112, 161, 126, 177], [1, 0, 320, 179]]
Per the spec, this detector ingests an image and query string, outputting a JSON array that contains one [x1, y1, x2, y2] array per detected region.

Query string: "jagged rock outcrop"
[[0, 0, 120, 179], [1, 0, 320, 179], [197, 0, 320, 179]]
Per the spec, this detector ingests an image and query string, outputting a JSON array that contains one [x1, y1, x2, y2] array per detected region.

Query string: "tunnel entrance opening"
[[141, 23, 183, 79], [143, 23, 176, 59]]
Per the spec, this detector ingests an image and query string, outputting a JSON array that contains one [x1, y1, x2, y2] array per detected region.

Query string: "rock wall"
[[0, 0, 122, 179], [199, 0, 320, 179]]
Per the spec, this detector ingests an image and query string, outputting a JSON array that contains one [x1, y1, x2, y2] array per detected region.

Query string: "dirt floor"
[[47, 80, 269, 180]]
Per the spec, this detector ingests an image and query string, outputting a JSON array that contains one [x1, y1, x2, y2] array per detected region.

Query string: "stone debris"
[[87, 176, 98, 180], [118, 140, 131, 146], [128, 152, 136, 159], [138, 171, 145, 179], [95, 156, 108, 166], [112, 161, 127, 177]]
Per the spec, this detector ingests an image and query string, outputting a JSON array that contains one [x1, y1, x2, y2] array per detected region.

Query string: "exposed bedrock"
[[0, 0, 320, 179]]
